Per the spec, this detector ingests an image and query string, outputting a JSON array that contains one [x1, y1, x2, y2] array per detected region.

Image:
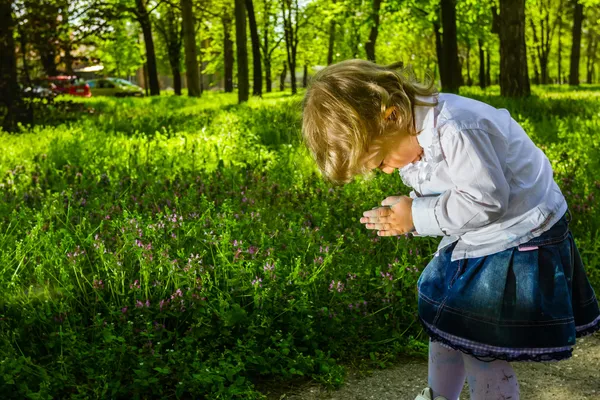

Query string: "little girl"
[[301, 59, 600, 400]]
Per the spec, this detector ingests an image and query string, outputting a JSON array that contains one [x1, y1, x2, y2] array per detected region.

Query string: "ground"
[[258, 332, 600, 400]]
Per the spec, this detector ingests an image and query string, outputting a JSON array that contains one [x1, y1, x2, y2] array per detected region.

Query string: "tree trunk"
[[223, 14, 234, 93], [586, 31, 596, 83], [262, 0, 272, 92], [434, 21, 444, 86], [181, 0, 201, 97], [265, 60, 272, 92], [440, 0, 460, 93], [569, 0, 584, 85], [136, 0, 160, 96], [234, 0, 249, 103], [327, 14, 336, 65], [280, 62, 286, 91], [530, 49, 540, 84], [173, 65, 182, 95], [303, 64, 308, 87], [486, 49, 491, 86], [281, 0, 298, 95], [478, 39, 486, 88], [245, 0, 262, 96], [364, 0, 381, 62], [557, 11, 562, 83], [0, 0, 23, 132], [466, 42, 472, 86], [495, 1, 530, 97]]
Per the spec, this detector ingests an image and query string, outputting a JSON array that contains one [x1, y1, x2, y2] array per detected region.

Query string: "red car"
[[37, 76, 92, 97]]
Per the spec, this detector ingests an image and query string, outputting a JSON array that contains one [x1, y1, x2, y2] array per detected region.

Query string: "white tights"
[[428, 339, 521, 400]]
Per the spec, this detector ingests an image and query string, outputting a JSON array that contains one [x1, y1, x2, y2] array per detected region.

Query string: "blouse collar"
[[413, 94, 438, 150]]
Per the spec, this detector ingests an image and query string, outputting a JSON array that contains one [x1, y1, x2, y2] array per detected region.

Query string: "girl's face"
[[361, 107, 423, 174]]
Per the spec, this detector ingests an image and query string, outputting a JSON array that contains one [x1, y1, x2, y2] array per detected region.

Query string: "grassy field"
[[0, 86, 599, 399]]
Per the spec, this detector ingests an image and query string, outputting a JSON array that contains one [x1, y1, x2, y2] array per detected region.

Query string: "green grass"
[[0, 86, 599, 399]]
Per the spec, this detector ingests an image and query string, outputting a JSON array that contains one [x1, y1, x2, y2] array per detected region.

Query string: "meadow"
[[1, 86, 599, 399]]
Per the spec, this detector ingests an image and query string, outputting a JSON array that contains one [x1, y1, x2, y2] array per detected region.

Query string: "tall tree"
[[585, 16, 598, 83], [1, 0, 23, 131], [281, 0, 300, 94], [154, 3, 183, 95], [280, 62, 286, 91], [493, 0, 530, 97], [327, 0, 337, 65], [234, 0, 248, 102], [245, 0, 262, 96], [528, 0, 561, 84], [259, 0, 283, 92], [181, 0, 200, 97], [478, 38, 486, 88], [440, 0, 460, 92], [222, 9, 234, 92], [557, 1, 564, 83], [117, 0, 161, 95], [23, 0, 60, 76], [365, 0, 382, 62], [569, 0, 584, 85]]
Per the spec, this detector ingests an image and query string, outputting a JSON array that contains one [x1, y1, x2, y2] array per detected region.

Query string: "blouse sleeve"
[[411, 127, 510, 236]]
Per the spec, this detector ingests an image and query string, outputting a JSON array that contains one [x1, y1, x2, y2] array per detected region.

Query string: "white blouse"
[[403, 93, 567, 261]]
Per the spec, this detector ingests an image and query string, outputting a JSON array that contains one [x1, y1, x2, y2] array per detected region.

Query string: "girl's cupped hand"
[[360, 196, 414, 236]]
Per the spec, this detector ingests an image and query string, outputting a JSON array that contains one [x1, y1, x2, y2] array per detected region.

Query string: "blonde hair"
[[301, 59, 438, 185]]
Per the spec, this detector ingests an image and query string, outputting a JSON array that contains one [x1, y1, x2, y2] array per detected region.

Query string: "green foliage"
[[91, 20, 145, 79], [0, 86, 599, 398]]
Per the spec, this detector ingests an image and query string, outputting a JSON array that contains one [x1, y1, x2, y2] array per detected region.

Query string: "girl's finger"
[[368, 223, 392, 230], [361, 216, 389, 224], [362, 206, 392, 218], [377, 229, 403, 236]]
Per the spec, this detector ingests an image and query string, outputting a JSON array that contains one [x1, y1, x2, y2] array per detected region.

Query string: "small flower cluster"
[[380, 271, 393, 281], [66, 246, 86, 264], [93, 279, 104, 290], [130, 279, 140, 289], [136, 299, 151, 308], [251, 276, 263, 288], [263, 261, 276, 280], [329, 280, 344, 292], [406, 266, 419, 273], [184, 253, 202, 273], [348, 300, 367, 310]]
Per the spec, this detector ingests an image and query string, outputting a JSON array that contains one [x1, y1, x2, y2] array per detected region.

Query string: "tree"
[[259, 0, 284, 92], [1, 0, 23, 132], [281, 0, 300, 94], [327, 0, 337, 65], [440, 0, 460, 92], [181, 0, 201, 96], [478, 39, 486, 88], [154, 2, 183, 95], [222, 8, 234, 92], [91, 20, 144, 78], [527, 0, 561, 84], [246, 0, 262, 96], [569, 0, 584, 85], [234, 0, 248, 102], [365, 0, 382, 62], [493, 0, 530, 97]]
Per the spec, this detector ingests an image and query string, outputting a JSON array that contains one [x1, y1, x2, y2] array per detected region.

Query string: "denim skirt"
[[417, 211, 600, 362]]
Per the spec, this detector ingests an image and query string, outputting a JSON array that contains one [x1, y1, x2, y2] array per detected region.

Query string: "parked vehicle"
[[86, 78, 144, 97], [36, 76, 91, 97]]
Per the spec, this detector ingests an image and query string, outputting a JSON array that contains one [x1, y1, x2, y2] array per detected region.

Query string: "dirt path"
[[258, 332, 600, 400]]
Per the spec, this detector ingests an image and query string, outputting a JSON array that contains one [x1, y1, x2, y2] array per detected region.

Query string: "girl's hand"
[[360, 196, 414, 236]]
